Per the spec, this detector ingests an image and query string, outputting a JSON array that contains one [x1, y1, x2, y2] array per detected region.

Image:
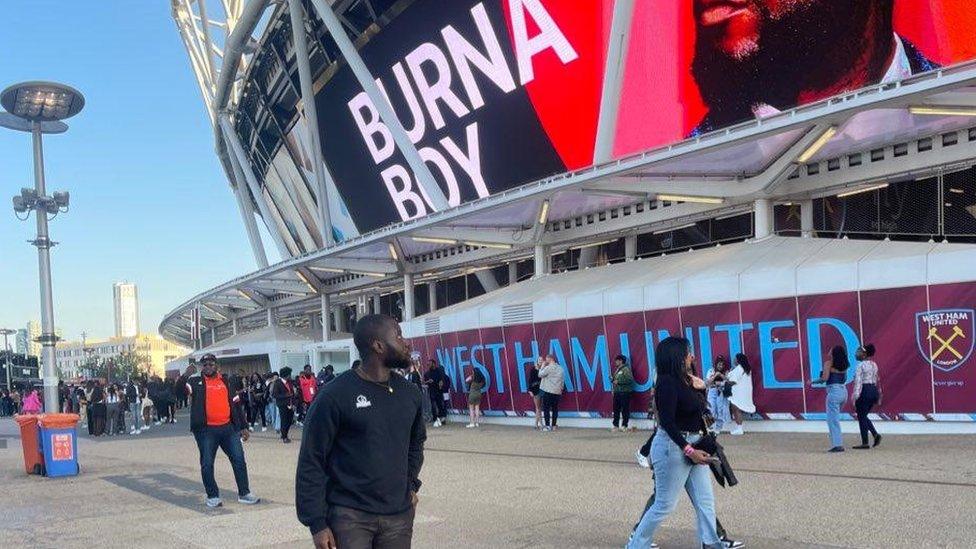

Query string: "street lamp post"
[[1, 81, 85, 411], [0, 328, 15, 391]]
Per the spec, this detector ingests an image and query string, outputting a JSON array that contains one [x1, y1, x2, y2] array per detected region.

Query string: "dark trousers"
[[250, 401, 267, 427], [278, 404, 294, 439], [855, 384, 880, 445], [429, 392, 447, 420], [612, 392, 633, 428], [541, 391, 560, 427], [329, 505, 415, 549], [192, 423, 250, 498]]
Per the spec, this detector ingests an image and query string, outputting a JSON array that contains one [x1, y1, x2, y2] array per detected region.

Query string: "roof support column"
[[534, 244, 551, 278], [307, 0, 450, 214], [427, 282, 437, 313], [625, 234, 637, 261], [475, 270, 499, 293], [220, 114, 291, 258], [320, 293, 331, 342], [403, 273, 415, 321], [373, 294, 382, 315], [578, 246, 598, 269], [232, 181, 270, 268], [592, 0, 634, 163], [333, 306, 347, 334], [755, 198, 774, 240], [287, 0, 336, 246], [508, 262, 518, 285], [800, 199, 814, 237]]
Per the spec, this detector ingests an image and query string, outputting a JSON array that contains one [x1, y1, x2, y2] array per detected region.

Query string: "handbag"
[[721, 381, 735, 399]]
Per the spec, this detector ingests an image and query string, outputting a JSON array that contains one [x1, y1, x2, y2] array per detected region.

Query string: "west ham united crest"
[[916, 309, 974, 372]]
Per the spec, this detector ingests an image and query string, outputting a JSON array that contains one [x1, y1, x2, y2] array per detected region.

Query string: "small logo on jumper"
[[916, 309, 974, 372], [355, 395, 372, 409]]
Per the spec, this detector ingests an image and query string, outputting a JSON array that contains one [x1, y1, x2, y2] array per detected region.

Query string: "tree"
[[88, 351, 151, 383]]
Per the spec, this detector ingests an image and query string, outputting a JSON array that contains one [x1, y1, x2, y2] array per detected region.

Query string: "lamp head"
[[52, 191, 69, 208], [1, 81, 84, 122]]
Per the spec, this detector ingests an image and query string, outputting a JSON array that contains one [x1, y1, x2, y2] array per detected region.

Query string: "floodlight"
[[0, 82, 85, 122], [53, 191, 69, 208]]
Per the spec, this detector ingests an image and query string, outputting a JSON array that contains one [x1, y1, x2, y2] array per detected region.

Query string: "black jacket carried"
[[181, 373, 247, 432]]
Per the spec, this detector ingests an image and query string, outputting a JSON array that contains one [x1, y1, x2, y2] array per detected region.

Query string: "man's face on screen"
[[692, 0, 878, 113], [694, 0, 846, 60]]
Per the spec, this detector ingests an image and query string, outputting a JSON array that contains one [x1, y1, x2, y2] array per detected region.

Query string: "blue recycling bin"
[[37, 413, 80, 477]]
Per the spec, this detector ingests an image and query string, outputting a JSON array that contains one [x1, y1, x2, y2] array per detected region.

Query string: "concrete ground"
[[1, 413, 974, 549]]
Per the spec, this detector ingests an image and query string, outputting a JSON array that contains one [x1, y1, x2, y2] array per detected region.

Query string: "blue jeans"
[[707, 388, 730, 431], [193, 423, 250, 498], [628, 433, 722, 549], [825, 384, 848, 448], [129, 402, 141, 432], [267, 400, 280, 431]]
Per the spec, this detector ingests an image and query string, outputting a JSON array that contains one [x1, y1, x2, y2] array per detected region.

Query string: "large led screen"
[[313, 0, 976, 233]]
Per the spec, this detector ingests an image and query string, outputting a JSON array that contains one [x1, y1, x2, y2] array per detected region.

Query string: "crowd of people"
[[2, 315, 887, 549], [60, 377, 186, 436], [1, 387, 26, 416]]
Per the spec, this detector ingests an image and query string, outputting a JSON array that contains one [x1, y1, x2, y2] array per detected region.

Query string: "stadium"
[[163, 0, 976, 428]]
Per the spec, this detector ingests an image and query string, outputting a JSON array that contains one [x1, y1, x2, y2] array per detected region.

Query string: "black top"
[[423, 366, 449, 395], [296, 370, 427, 536], [654, 374, 708, 449], [527, 368, 541, 394]]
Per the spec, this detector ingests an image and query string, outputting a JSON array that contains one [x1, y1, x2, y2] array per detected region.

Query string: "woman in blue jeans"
[[809, 345, 851, 453], [629, 337, 723, 549]]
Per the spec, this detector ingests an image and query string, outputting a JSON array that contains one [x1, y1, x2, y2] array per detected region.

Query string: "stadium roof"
[[160, 57, 976, 346]]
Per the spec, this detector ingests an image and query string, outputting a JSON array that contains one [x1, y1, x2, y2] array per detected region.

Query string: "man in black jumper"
[[297, 315, 426, 549], [180, 353, 260, 508]]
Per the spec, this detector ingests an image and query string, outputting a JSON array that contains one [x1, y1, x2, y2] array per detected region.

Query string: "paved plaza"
[[2, 415, 974, 548]]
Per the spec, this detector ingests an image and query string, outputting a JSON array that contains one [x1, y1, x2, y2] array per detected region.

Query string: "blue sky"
[[0, 2, 276, 342]]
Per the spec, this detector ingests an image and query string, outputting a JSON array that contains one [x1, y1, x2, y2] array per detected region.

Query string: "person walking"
[[248, 373, 268, 432], [21, 389, 42, 414], [628, 337, 724, 549], [465, 369, 486, 428], [296, 314, 426, 549], [298, 365, 318, 425], [156, 380, 174, 425], [706, 356, 732, 433], [538, 355, 565, 432], [273, 367, 297, 443], [265, 371, 280, 433], [852, 344, 882, 450], [810, 345, 851, 453], [424, 360, 449, 427], [725, 354, 755, 436], [611, 354, 636, 432], [180, 353, 260, 508], [140, 384, 153, 432], [126, 380, 141, 435], [105, 386, 122, 436]]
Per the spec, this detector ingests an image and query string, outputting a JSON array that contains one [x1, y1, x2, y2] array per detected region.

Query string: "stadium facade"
[[165, 0, 976, 425]]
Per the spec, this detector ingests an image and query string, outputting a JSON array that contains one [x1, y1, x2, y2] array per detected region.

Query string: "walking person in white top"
[[538, 355, 565, 432], [725, 353, 755, 435], [852, 344, 882, 449]]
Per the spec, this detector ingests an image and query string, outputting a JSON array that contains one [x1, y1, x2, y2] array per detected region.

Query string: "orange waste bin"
[[15, 414, 43, 475]]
